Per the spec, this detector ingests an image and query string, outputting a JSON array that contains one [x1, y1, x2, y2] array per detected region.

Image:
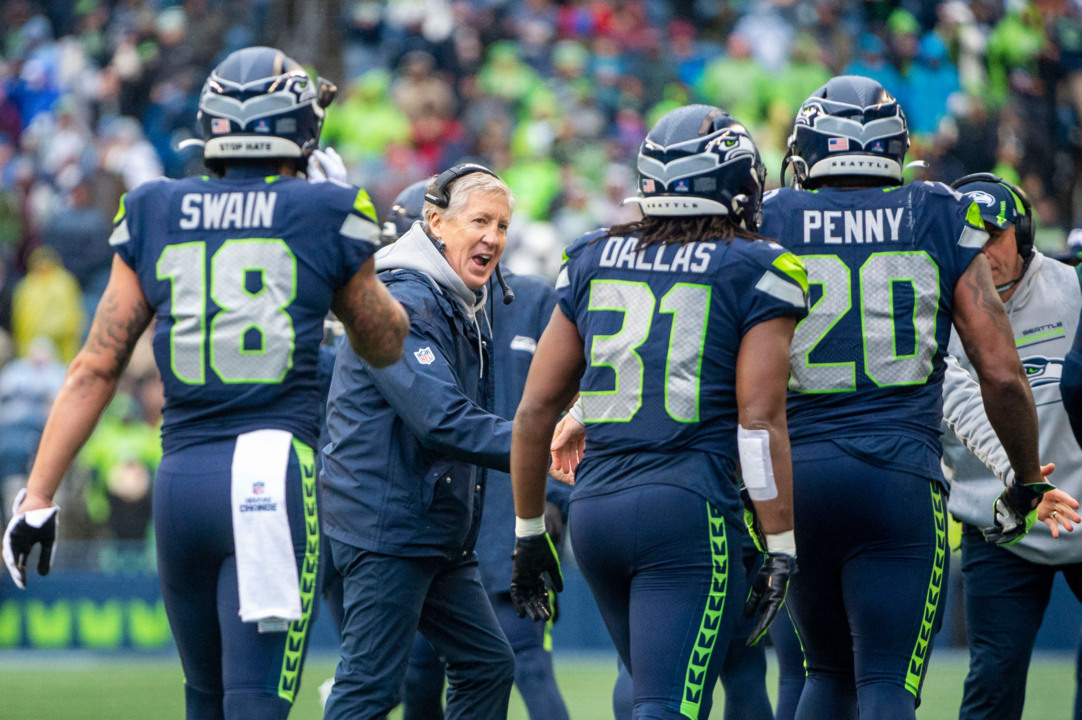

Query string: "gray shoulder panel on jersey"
[[109, 218, 131, 246], [340, 214, 380, 246], [958, 224, 987, 249], [755, 271, 805, 307], [555, 266, 570, 290]]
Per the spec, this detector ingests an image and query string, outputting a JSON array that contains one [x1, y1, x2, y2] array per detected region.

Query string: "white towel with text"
[[231, 429, 301, 624]]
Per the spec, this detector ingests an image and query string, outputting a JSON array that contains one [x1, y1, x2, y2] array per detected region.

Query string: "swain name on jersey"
[[802, 208, 904, 245], [597, 234, 715, 274], [179, 191, 277, 231]]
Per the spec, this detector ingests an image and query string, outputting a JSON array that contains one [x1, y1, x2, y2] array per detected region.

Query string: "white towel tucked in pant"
[[231, 429, 301, 624]]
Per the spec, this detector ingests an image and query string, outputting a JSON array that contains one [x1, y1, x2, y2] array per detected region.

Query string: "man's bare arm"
[[332, 256, 408, 368], [19, 255, 153, 512], [736, 316, 797, 536], [951, 253, 1042, 485]]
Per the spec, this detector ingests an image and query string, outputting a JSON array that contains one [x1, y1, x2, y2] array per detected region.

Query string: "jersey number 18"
[[157, 238, 297, 384]]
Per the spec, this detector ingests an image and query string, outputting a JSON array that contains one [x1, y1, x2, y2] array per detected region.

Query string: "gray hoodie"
[[375, 221, 490, 376]]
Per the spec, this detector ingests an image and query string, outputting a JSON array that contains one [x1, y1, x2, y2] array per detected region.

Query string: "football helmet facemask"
[[629, 104, 767, 231], [784, 75, 909, 189], [198, 46, 337, 168]]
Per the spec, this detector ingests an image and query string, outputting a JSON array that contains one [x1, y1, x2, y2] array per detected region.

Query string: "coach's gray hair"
[[421, 171, 516, 234]]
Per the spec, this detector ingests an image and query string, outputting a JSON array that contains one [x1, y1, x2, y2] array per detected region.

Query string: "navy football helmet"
[[784, 75, 909, 188], [630, 104, 766, 230], [381, 180, 427, 244], [197, 46, 337, 168]]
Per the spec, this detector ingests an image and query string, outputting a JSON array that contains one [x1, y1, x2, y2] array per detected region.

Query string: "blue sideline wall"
[[0, 560, 1078, 654]]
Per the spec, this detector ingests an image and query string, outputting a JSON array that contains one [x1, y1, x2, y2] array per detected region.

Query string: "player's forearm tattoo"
[[352, 288, 408, 356], [959, 259, 1012, 370], [83, 288, 152, 379]]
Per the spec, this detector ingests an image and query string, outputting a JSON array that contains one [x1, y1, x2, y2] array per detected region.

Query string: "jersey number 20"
[[790, 251, 939, 392], [157, 239, 296, 384]]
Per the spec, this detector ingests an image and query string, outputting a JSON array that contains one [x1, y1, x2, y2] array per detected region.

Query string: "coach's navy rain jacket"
[[320, 222, 511, 559]]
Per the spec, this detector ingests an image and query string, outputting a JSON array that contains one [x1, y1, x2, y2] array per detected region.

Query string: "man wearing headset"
[[319, 164, 522, 718], [941, 173, 1082, 720]]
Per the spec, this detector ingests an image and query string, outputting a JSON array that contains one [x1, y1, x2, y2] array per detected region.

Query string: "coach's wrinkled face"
[[428, 190, 510, 290]]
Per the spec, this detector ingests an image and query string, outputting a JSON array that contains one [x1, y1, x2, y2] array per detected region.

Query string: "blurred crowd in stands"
[[4, 0, 1082, 559]]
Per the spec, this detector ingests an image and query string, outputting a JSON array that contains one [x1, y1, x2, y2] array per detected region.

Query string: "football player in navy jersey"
[[1, 47, 407, 720], [511, 105, 809, 720], [758, 75, 1066, 720]]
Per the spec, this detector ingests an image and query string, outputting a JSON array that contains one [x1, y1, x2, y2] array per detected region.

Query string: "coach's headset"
[[949, 173, 1035, 260], [424, 162, 515, 304], [950, 173, 1035, 293]]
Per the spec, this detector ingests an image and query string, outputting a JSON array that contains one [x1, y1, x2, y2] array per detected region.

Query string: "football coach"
[[319, 163, 521, 719]]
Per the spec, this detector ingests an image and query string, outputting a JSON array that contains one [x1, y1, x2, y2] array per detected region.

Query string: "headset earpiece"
[[424, 163, 499, 209]]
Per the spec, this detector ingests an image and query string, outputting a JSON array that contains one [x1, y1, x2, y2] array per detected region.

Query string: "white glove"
[[307, 147, 348, 184], [3, 488, 60, 589]]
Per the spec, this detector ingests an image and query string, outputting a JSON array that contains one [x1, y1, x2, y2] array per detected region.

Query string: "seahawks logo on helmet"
[[197, 46, 337, 169], [631, 105, 766, 229], [1022, 356, 1063, 388], [785, 75, 909, 189]]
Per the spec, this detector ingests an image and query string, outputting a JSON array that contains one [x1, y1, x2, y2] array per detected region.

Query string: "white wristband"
[[515, 515, 546, 538], [765, 529, 796, 557], [568, 398, 585, 426]]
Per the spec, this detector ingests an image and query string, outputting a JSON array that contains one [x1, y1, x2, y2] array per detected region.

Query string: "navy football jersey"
[[556, 229, 808, 509], [760, 182, 986, 466], [110, 172, 380, 451]]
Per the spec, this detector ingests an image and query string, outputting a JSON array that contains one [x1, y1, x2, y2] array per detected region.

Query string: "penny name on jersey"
[[597, 234, 716, 273], [179, 191, 277, 231], [802, 208, 904, 245]]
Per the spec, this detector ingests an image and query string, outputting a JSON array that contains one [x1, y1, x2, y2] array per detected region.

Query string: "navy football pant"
[[571, 483, 745, 720], [402, 591, 569, 720], [770, 605, 806, 720], [613, 534, 771, 720], [154, 437, 318, 720], [717, 541, 772, 720], [323, 542, 514, 720], [787, 443, 948, 720], [958, 523, 1082, 720]]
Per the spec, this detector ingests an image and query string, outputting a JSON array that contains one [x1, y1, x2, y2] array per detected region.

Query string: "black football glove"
[[981, 480, 1056, 546], [510, 533, 563, 622], [548, 588, 560, 624], [544, 500, 566, 550], [743, 551, 796, 646], [739, 482, 766, 554], [3, 488, 59, 589]]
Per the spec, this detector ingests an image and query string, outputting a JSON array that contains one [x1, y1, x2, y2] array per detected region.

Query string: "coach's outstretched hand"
[[982, 480, 1056, 546], [511, 533, 563, 622], [3, 488, 59, 589], [744, 551, 796, 647]]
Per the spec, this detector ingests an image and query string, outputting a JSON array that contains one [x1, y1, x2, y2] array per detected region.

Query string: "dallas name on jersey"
[[555, 227, 808, 515]]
